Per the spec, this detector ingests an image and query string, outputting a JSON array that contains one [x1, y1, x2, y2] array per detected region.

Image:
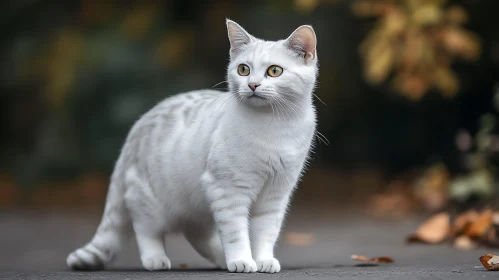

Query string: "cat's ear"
[[284, 25, 317, 61], [226, 19, 255, 57]]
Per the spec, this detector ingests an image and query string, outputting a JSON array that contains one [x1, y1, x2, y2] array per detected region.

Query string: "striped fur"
[[67, 20, 318, 273]]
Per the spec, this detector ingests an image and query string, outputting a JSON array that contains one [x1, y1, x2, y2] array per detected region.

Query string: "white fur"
[[67, 20, 318, 274]]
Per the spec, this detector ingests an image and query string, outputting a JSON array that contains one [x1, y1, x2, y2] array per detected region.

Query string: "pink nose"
[[248, 83, 260, 92]]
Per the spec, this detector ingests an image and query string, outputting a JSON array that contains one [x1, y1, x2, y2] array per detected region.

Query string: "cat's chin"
[[239, 93, 272, 108], [243, 97, 271, 108]]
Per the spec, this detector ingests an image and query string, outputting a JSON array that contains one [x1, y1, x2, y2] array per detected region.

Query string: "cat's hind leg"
[[124, 168, 171, 271], [184, 227, 226, 269]]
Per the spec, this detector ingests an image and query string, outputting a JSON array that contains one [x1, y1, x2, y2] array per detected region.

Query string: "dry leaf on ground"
[[407, 212, 451, 244], [285, 232, 314, 247], [371, 256, 394, 263], [351, 255, 370, 262], [479, 254, 499, 271], [453, 209, 479, 235], [454, 235, 477, 250], [351, 255, 394, 263], [464, 209, 493, 238]]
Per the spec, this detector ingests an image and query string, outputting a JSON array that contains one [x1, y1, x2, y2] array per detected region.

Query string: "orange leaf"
[[464, 209, 493, 238], [407, 212, 451, 244], [453, 209, 479, 235], [371, 256, 394, 263], [351, 255, 394, 263], [479, 254, 499, 271], [179, 263, 188, 269], [351, 255, 370, 262]]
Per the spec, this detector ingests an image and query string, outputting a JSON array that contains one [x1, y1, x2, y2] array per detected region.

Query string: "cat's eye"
[[267, 65, 283, 77], [237, 64, 250, 76]]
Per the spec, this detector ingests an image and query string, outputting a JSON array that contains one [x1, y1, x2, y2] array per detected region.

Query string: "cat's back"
[[120, 89, 227, 168], [127, 89, 225, 137]]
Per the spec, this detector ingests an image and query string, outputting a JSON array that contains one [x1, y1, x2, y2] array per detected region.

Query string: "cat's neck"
[[238, 97, 312, 120], [225, 94, 315, 128]]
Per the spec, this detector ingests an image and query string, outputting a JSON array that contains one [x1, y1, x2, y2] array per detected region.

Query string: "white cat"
[[67, 19, 318, 273]]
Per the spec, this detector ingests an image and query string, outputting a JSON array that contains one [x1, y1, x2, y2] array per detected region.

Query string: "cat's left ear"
[[284, 25, 317, 62], [226, 19, 255, 57]]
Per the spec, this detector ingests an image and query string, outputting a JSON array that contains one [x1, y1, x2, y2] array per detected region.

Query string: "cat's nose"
[[248, 83, 260, 92]]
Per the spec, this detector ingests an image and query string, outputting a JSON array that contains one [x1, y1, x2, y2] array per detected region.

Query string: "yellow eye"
[[267, 65, 283, 77], [237, 64, 250, 76]]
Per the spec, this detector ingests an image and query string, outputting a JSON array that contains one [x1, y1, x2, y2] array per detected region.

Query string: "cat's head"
[[225, 20, 318, 109]]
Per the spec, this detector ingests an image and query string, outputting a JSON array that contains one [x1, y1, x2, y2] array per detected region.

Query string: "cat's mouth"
[[247, 93, 266, 100]]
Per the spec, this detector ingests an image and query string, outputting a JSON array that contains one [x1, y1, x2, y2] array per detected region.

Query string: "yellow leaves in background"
[[154, 29, 195, 68], [120, 1, 161, 40], [441, 27, 480, 60], [80, 0, 115, 26], [294, 0, 320, 14], [293, 0, 340, 14], [42, 28, 83, 108], [415, 163, 450, 211], [353, 0, 481, 100], [444, 6, 468, 25]]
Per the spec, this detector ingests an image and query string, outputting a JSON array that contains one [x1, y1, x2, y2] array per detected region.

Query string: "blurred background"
[[1, 0, 499, 271]]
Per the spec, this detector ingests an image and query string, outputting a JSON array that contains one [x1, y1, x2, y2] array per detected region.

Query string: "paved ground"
[[0, 209, 497, 279]]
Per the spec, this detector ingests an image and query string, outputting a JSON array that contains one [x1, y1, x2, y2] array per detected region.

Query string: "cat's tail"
[[66, 165, 130, 270]]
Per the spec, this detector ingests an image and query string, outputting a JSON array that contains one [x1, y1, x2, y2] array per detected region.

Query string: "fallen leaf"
[[294, 0, 319, 14], [464, 209, 493, 238], [453, 209, 479, 235], [285, 232, 314, 247], [179, 263, 188, 269], [371, 256, 395, 263], [454, 235, 477, 250], [351, 255, 394, 263], [351, 255, 370, 262], [407, 212, 451, 244], [479, 254, 499, 271]]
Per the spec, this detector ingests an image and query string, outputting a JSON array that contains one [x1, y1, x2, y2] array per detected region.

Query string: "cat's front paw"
[[141, 254, 171, 271], [256, 258, 281, 273], [226, 259, 257, 273]]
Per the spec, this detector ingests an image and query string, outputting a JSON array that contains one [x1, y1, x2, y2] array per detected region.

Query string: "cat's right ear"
[[226, 19, 254, 58]]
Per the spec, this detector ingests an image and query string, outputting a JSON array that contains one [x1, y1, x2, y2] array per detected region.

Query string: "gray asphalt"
[[0, 209, 497, 279]]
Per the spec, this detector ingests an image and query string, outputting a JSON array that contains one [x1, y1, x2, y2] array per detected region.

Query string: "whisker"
[[212, 80, 228, 88], [213, 93, 234, 111], [275, 95, 302, 119], [315, 131, 330, 146], [269, 98, 276, 127], [270, 96, 284, 122], [273, 96, 290, 120], [313, 94, 327, 106]]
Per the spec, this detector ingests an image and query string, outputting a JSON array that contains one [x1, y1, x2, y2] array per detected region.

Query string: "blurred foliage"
[[0, 0, 498, 211], [353, 0, 481, 100]]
